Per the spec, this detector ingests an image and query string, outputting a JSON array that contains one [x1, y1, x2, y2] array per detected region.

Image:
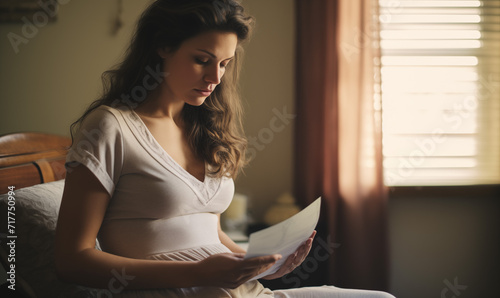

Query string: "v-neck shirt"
[[66, 105, 235, 259]]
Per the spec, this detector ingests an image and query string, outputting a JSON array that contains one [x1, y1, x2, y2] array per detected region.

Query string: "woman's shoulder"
[[77, 104, 132, 137], [91, 104, 126, 118], [82, 104, 132, 126]]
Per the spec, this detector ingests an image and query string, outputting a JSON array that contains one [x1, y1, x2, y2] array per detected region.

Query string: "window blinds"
[[379, 0, 500, 186]]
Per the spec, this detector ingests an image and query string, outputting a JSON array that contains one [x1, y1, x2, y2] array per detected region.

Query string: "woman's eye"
[[195, 58, 209, 65]]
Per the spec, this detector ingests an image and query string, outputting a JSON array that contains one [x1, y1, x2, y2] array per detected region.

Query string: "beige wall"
[[235, 0, 296, 219], [0, 0, 152, 135], [0, 0, 296, 219]]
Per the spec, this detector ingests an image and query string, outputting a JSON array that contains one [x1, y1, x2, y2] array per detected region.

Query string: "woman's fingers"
[[310, 230, 317, 239], [261, 231, 318, 280], [195, 253, 283, 288], [234, 231, 318, 282], [231, 252, 245, 259], [228, 254, 281, 286], [244, 254, 281, 268]]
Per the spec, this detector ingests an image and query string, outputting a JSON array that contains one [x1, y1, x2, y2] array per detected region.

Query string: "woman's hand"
[[194, 253, 281, 289], [261, 230, 316, 280]]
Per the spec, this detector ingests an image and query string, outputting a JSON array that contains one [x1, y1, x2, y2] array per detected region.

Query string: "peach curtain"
[[294, 0, 389, 290]]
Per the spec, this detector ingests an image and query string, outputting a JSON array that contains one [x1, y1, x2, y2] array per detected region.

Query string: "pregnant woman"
[[54, 1, 395, 297]]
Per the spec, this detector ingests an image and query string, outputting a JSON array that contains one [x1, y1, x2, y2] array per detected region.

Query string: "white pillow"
[[0, 180, 99, 298]]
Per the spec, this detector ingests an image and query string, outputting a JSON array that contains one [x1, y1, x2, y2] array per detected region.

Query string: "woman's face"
[[159, 30, 238, 106]]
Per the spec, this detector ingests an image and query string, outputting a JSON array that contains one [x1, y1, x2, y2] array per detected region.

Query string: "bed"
[[0, 132, 96, 298], [0, 132, 69, 191]]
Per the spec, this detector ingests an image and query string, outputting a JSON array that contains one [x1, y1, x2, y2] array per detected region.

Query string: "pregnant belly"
[[97, 213, 221, 259]]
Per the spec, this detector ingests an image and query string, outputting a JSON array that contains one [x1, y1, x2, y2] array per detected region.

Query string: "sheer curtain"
[[294, 0, 389, 291]]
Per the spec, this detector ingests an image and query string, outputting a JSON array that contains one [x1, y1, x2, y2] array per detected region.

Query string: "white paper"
[[244, 197, 321, 280]]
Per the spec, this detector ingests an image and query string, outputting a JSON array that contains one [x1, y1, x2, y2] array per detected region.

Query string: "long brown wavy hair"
[[70, 0, 254, 179]]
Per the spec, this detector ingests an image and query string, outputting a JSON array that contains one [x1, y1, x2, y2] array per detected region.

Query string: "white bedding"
[[0, 180, 99, 298]]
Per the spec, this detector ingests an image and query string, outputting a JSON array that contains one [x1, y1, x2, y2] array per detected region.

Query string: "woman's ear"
[[157, 47, 170, 59]]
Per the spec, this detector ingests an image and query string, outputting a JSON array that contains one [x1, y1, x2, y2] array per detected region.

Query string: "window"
[[379, 0, 500, 186]]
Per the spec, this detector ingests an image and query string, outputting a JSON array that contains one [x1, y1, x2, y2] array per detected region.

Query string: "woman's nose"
[[204, 65, 222, 84]]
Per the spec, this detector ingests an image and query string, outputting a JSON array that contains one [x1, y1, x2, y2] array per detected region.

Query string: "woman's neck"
[[135, 86, 185, 124]]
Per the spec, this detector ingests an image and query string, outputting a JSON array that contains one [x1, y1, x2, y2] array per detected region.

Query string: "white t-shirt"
[[66, 105, 235, 259]]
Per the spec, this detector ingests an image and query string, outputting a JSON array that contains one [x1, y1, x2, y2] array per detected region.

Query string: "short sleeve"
[[65, 106, 125, 196]]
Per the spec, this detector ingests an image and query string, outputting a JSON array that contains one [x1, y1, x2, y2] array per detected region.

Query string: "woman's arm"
[[55, 164, 280, 290], [55, 164, 200, 289], [217, 214, 247, 254]]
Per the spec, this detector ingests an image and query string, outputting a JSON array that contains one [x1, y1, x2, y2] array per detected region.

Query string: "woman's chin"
[[185, 98, 207, 107]]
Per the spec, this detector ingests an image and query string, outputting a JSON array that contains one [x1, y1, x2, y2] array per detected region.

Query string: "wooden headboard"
[[0, 132, 70, 194]]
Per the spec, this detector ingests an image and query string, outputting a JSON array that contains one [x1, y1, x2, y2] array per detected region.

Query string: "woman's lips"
[[194, 89, 212, 96]]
